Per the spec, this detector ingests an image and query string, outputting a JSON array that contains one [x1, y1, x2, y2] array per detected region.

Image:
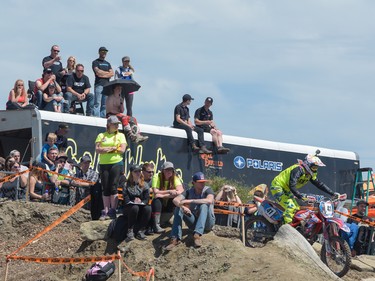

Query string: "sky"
[[1, 0, 374, 168]]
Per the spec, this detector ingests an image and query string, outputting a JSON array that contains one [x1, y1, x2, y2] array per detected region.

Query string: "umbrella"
[[102, 79, 141, 97]]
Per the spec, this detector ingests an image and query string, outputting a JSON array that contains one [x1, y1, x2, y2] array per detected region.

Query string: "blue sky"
[[1, 0, 374, 168]]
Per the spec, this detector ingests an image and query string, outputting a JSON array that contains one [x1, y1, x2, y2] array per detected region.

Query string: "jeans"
[[170, 203, 215, 239], [64, 91, 94, 116], [94, 85, 106, 117], [341, 222, 359, 250], [124, 93, 134, 116], [173, 123, 204, 147], [36, 90, 44, 109]]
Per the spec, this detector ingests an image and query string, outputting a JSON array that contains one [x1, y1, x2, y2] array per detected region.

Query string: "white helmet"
[[304, 154, 325, 167]]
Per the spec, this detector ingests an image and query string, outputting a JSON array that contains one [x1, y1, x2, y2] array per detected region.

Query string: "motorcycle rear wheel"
[[244, 216, 276, 248], [320, 235, 351, 277]]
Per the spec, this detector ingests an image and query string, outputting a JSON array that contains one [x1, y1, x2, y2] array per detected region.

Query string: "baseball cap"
[[130, 164, 142, 172], [99, 46, 108, 52], [43, 68, 53, 74], [107, 115, 121, 124], [80, 155, 92, 163], [182, 94, 194, 101], [356, 200, 369, 207], [192, 172, 209, 182], [161, 161, 174, 170], [56, 153, 68, 162], [58, 123, 69, 130], [205, 97, 213, 104], [122, 56, 130, 62]]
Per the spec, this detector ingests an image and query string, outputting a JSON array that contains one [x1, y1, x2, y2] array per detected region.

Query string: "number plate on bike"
[[319, 201, 334, 218]]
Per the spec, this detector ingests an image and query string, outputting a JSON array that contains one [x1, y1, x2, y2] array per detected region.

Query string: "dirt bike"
[[244, 193, 352, 277]]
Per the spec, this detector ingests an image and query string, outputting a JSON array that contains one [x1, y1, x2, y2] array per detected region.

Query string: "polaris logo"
[[234, 156, 283, 172]]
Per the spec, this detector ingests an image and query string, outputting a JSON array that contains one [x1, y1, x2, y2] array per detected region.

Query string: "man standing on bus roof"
[[194, 97, 230, 154], [42, 45, 66, 84], [92, 47, 114, 118], [173, 94, 211, 154], [270, 153, 340, 224]]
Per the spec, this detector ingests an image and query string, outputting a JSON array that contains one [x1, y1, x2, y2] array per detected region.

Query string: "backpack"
[[85, 261, 115, 281]]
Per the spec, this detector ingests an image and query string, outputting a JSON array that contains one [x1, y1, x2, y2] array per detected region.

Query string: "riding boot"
[[153, 213, 166, 233]]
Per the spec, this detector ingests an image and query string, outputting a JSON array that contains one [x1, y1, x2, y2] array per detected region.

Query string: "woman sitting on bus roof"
[[6, 79, 29, 110], [95, 116, 127, 221], [151, 161, 184, 233]]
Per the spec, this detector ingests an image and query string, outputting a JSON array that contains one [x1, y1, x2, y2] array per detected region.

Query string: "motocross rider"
[[270, 154, 339, 224]]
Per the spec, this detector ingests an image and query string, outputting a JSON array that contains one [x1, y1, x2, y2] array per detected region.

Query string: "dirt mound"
[[0, 200, 372, 280]]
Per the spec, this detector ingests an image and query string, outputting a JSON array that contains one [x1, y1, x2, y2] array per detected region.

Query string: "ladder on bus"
[[350, 167, 375, 215]]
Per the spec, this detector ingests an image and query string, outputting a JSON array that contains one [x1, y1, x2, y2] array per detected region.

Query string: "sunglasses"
[[17, 84, 24, 86], [76, 69, 84, 73], [144, 170, 154, 174], [53, 50, 60, 53]]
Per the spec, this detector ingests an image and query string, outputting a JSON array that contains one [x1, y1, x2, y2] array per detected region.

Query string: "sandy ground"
[[0, 200, 374, 281]]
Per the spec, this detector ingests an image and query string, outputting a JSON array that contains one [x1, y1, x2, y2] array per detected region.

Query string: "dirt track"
[[0, 200, 374, 280]]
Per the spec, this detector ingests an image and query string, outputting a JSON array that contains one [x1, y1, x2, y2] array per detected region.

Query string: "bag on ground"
[[85, 261, 115, 281]]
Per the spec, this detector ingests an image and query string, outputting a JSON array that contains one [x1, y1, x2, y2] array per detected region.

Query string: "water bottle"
[[53, 186, 60, 203], [43, 189, 49, 201]]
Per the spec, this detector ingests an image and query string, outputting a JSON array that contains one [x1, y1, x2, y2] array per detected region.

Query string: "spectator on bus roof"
[[42, 45, 66, 84], [35, 68, 65, 111], [0, 161, 27, 200], [173, 94, 211, 154], [95, 116, 127, 220], [41, 133, 58, 167], [114, 56, 135, 116], [60, 56, 76, 93], [194, 97, 230, 154], [6, 79, 29, 110], [65, 64, 94, 116], [106, 84, 148, 143], [151, 161, 184, 233], [43, 83, 65, 113], [215, 185, 242, 228], [122, 164, 151, 241], [92, 46, 114, 118]]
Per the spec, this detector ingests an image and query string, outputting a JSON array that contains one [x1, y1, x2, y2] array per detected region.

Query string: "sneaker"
[[145, 227, 154, 236], [165, 238, 180, 251], [126, 229, 135, 242], [199, 146, 212, 154], [217, 146, 230, 154], [192, 144, 200, 152], [193, 233, 202, 248], [135, 134, 149, 143], [136, 230, 147, 240], [99, 210, 109, 221], [107, 208, 117, 220]]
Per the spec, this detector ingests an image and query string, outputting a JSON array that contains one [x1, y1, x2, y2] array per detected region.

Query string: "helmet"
[[304, 154, 325, 167]]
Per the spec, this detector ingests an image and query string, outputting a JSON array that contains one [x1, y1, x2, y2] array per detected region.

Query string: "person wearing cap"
[[122, 164, 151, 241], [50, 153, 75, 205], [151, 161, 184, 233], [34, 68, 63, 110], [95, 115, 127, 220], [165, 172, 215, 250], [71, 155, 99, 208], [270, 153, 340, 224], [114, 56, 135, 116], [52, 123, 70, 153], [92, 46, 114, 117], [342, 199, 373, 257], [194, 97, 230, 154], [42, 81, 65, 112], [173, 94, 211, 154], [42, 45, 66, 84]]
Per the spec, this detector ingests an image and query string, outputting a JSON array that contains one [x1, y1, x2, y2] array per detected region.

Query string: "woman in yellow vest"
[[95, 115, 127, 220]]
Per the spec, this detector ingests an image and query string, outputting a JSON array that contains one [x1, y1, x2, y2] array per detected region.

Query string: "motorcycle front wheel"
[[320, 235, 351, 277], [244, 216, 276, 248]]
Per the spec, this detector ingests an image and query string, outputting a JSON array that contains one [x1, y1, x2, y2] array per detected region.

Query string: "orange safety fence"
[[7, 254, 120, 264], [0, 169, 30, 183], [214, 200, 256, 208], [334, 210, 375, 227], [120, 257, 151, 278]]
